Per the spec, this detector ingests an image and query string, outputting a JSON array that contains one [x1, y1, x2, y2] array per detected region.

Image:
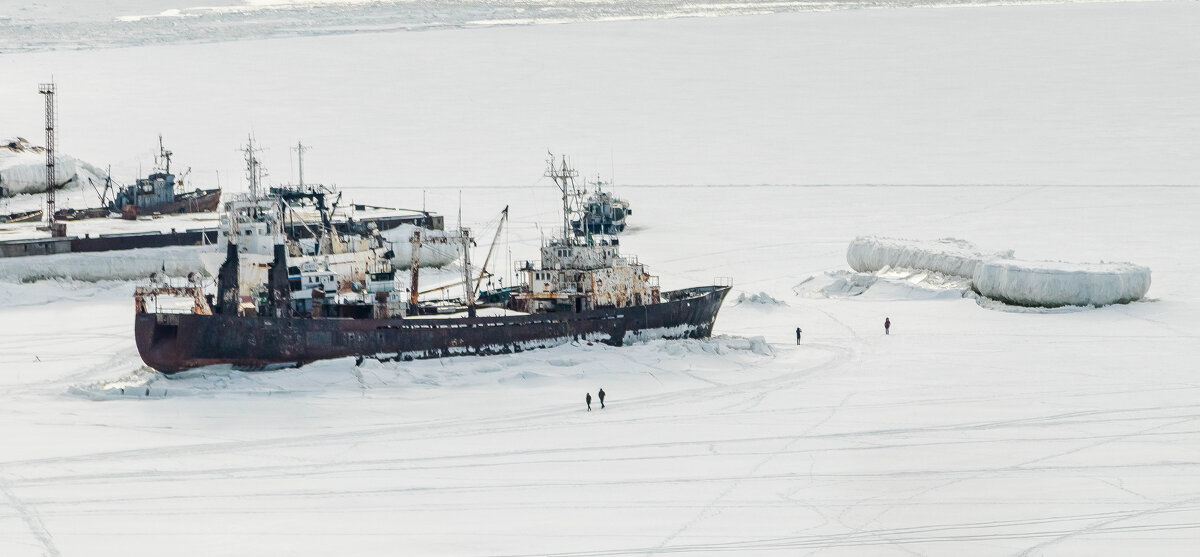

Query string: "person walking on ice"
[[586, 392, 592, 411], [884, 317, 891, 335], [598, 388, 606, 409], [795, 327, 802, 344]]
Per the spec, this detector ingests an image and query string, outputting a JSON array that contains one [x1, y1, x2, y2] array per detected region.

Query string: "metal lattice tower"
[[294, 141, 309, 187], [242, 135, 265, 199], [545, 153, 580, 243], [38, 82, 56, 227]]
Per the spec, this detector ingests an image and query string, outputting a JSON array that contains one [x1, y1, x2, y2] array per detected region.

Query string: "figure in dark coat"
[[598, 388, 606, 409], [586, 392, 592, 411], [884, 317, 891, 335], [796, 327, 802, 344]]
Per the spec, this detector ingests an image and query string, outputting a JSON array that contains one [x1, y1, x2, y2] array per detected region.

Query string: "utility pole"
[[39, 82, 65, 237]]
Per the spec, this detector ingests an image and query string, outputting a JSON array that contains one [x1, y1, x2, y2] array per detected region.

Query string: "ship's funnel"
[[216, 242, 239, 314]]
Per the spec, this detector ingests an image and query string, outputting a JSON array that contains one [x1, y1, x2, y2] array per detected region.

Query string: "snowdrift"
[[0, 137, 108, 197], [846, 236, 1150, 308], [70, 335, 775, 399]]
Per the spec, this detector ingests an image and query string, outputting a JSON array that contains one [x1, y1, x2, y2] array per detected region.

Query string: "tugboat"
[[133, 154, 729, 373], [55, 136, 220, 221], [571, 177, 631, 235]]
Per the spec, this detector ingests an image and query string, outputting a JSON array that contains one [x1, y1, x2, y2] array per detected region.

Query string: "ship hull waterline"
[[135, 286, 730, 374]]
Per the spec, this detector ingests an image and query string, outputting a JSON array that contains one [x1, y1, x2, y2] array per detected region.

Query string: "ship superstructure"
[[515, 156, 653, 314]]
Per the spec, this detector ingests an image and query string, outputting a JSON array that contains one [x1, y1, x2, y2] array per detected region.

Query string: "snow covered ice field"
[[4, 1, 1200, 555]]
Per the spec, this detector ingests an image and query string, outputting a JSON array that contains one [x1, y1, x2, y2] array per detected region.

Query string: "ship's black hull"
[[135, 286, 730, 374], [572, 220, 626, 235]]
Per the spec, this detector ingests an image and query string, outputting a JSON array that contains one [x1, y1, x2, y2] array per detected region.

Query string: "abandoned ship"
[[133, 154, 729, 374], [56, 136, 220, 221]]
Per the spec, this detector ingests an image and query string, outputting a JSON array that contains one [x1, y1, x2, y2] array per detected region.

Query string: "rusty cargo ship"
[[133, 155, 730, 374]]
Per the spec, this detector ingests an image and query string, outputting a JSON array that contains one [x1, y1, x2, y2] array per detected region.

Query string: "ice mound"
[[814, 271, 878, 297], [846, 236, 1150, 308], [0, 246, 208, 282], [847, 236, 1012, 278], [735, 291, 786, 306], [973, 259, 1151, 308], [0, 137, 108, 197], [659, 335, 774, 357], [1, 226, 459, 284]]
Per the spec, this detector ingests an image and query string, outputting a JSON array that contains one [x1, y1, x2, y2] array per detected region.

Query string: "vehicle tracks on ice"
[[0, 472, 60, 557]]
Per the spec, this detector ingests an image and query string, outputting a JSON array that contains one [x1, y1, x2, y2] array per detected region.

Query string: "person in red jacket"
[[884, 317, 891, 335]]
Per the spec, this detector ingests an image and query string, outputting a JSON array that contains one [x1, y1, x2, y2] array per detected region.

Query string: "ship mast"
[[242, 135, 264, 199], [157, 134, 172, 175], [294, 141, 308, 188], [458, 194, 476, 316], [545, 153, 579, 245], [461, 227, 475, 317]]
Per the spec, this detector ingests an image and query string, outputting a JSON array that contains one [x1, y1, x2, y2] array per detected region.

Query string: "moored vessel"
[[55, 136, 220, 221], [133, 154, 729, 373], [571, 177, 630, 235]]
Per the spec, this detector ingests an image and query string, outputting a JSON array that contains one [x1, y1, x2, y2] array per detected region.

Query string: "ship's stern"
[[134, 312, 199, 374]]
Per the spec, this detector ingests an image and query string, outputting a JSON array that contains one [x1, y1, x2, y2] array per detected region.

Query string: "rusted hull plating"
[[123, 189, 221, 219], [135, 286, 730, 374]]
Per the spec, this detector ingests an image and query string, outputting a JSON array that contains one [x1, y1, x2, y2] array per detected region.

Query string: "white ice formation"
[[846, 236, 1013, 278], [0, 228, 461, 283], [972, 259, 1151, 308], [0, 137, 108, 197], [735, 291, 787, 306], [0, 246, 209, 282], [846, 236, 1151, 308]]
